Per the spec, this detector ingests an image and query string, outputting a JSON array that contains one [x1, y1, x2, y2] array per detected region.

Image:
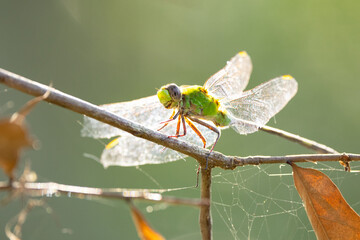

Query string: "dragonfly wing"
[[81, 95, 166, 139], [100, 136, 186, 167], [100, 121, 218, 167], [203, 51, 252, 101], [81, 95, 218, 167], [226, 75, 298, 134]]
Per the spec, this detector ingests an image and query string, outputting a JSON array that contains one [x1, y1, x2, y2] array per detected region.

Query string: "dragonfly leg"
[[168, 113, 187, 138], [182, 117, 208, 185], [195, 166, 200, 188], [158, 109, 179, 131], [181, 114, 186, 136], [160, 111, 184, 152], [184, 117, 206, 148], [188, 117, 221, 152], [188, 117, 221, 169]]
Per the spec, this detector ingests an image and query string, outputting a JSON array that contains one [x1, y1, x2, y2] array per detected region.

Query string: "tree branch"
[[200, 167, 212, 240], [1, 68, 357, 170], [233, 153, 358, 165]]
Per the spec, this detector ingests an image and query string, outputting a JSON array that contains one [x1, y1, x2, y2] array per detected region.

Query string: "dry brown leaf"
[[291, 163, 360, 240], [0, 91, 49, 180], [130, 204, 165, 240], [0, 119, 32, 179]]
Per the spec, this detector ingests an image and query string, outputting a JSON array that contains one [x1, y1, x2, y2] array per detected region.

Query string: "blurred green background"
[[1, 1, 360, 239]]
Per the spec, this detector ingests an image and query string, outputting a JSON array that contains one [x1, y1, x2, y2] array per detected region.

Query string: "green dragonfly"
[[81, 51, 297, 168]]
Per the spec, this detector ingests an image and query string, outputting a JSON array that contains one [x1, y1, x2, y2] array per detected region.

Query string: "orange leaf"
[[0, 91, 49, 180], [0, 119, 32, 179], [130, 205, 165, 240], [291, 163, 360, 240]]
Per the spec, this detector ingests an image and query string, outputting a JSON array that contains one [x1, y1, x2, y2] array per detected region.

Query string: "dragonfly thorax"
[[180, 85, 232, 127]]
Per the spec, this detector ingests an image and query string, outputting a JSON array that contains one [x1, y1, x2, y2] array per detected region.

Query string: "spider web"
[[114, 158, 360, 240], [207, 161, 360, 239], [78, 110, 360, 240], [133, 159, 360, 240]]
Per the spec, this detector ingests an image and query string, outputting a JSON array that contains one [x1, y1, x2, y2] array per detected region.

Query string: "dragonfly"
[[81, 51, 298, 168]]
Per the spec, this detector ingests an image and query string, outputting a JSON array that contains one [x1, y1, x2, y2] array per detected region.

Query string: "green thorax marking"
[[181, 85, 231, 127]]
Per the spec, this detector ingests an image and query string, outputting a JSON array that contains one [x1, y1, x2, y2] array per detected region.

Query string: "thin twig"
[[260, 125, 338, 154], [232, 153, 358, 166], [0, 181, 209, 207], [0, 154, 357, 206], [260, 125, 351, 171], [5, 199, 46, 240], [200, 167, 212, 240]]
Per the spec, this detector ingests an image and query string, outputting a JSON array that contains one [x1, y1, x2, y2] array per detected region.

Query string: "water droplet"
[[146, 206, 153, 213]]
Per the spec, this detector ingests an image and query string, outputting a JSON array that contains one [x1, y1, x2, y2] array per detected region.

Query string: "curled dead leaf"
[[0, 119, 32, 179], [291, 163, 360, 240], [0, 91, 49, 180]]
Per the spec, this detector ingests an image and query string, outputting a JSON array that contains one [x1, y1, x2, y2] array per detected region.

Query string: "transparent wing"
[[203, 51, 252, 101], [81, 95, 165, 139], [226, 75, 298, 134], [81, 95, 217, 167]]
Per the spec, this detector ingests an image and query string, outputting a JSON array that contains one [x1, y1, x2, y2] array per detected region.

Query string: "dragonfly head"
[[157, 83, 182, 109]]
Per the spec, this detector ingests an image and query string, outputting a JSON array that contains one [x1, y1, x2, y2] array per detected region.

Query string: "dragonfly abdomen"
[[213, 110, 231, 127]]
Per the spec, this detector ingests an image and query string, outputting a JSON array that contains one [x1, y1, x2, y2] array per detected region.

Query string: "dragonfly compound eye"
[[167, 84, 182, 102]]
